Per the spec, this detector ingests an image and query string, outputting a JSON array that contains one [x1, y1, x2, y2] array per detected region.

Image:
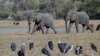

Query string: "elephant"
[[17, 10, 36, 33], [19, 11, 57, 34], [86, 24, 95, 30], [96, 24, 100, 31], [31, 13, 57, 34], [65, 11, 93, 33]]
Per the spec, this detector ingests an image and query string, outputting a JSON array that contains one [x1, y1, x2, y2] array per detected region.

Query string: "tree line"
[[0, 0, 100, 20]]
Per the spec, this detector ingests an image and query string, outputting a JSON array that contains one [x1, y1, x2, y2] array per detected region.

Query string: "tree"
[[78, 0, 100, 19]]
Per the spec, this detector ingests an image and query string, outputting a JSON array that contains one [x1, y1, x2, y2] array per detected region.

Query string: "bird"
[[58, 39, 73, 54], [65, 45, 74, 53], [75, 45, 83, 55], [48, 40, 53, 50], [20, 42, 26, 53], [29, 39, 34, 50], [17, 49, 25, 56], [10, 41, 16, 51], [90, 42, 97, 52], [41, 47, 50, 56]]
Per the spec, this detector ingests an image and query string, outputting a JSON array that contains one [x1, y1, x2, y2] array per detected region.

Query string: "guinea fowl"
[[20, 42, 26, 53], [90, 42, 97, 52], [41, 47, 50, 56], [58, 39, 73, 54], [48, 40, 53, 50], [75, 45, 83, 55], [10, 41, 16, 51], [17, 49, 25, 56], [29, 40, 34, 50]]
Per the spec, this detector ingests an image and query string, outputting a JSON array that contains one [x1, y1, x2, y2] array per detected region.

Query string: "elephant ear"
[[31, 13, 38, 21], [70, 12, 78, 21], [36, 14, 42, 22], [67, 11, 76, 20], [67, 11, 72, 20]]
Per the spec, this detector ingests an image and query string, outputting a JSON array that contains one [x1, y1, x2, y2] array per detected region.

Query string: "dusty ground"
[[0, 20, 100, 56], [0, 20, 99, 27]]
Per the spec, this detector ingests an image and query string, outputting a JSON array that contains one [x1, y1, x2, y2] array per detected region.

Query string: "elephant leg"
[[46, 28, 49, 34], [68, 21, 74, 33], [41, 25, 44, 34], [75, 21, 79, 32], [31, 25, 38, 34], [51, 26, 57, 34], [28, 21, 31, 33], [82, 24, 86, 32], [86, 26, 89, 30]]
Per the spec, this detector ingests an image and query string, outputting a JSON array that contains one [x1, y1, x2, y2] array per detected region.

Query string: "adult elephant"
[[31, 13, 57, 34], [17, 10, 36, 33], [65, 11, 93, 33]]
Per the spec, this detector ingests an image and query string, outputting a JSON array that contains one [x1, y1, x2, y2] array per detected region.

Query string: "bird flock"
[[10, 38, 98, 56]]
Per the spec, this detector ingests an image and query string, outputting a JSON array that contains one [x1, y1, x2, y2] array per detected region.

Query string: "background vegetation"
[[0, 0, 100, 20]]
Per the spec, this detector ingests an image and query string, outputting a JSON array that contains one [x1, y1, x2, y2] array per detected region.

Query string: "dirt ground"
[[0, 20, 100, 56], [0, 20, 99, 27]]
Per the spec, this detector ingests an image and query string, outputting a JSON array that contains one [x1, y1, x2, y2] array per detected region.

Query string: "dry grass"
[[0, 20, 99, 27], [0, 20, 100, 56]]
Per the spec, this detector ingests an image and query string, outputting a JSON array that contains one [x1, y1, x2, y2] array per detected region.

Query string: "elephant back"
[[78, 11, 89, 25], [37, 13, 54, 26]]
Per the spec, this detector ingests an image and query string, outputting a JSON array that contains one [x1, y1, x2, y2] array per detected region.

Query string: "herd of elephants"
[[14, 10, 100, 34]]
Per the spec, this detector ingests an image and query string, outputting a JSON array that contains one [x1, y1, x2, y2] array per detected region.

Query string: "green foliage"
[[78, 0, 100, 16], [31, 0, 39, 9], [55, 0, 75, 17], [0, 0, 100, 19]]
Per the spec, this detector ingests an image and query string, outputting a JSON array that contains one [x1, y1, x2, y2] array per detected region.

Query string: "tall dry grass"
[[0, 20, 100, 56]]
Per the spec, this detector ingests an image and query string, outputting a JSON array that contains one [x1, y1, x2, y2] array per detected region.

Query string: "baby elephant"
[[86, 24, 95, 32], [96, 24, 100, 31]]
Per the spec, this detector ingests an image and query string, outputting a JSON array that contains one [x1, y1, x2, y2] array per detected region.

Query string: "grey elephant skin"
[[31, 13, 57, 34], [65, 11, 93, 33]]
